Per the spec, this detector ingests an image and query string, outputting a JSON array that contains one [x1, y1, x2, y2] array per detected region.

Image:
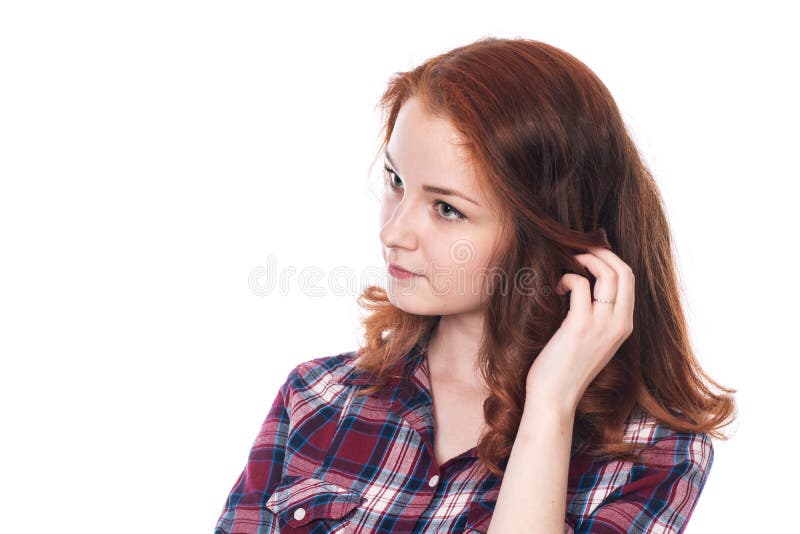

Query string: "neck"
[[425, 313, 487, 393]]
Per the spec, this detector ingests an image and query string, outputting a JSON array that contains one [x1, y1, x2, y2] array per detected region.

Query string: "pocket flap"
[[265, 475, 365, 528]]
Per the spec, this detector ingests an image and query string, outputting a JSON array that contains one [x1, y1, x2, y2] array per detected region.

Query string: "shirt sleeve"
[[214, 369, 295, 534], [565, 431, 714, 534]]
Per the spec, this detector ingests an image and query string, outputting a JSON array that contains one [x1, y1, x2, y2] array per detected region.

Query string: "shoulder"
[[279, 350, 363, 414], [282, 351, 356, 382], [567, 410, 715, 531], [567, 408, 714, 526], [622, 408, 714, 472], [284, 349, 361, 389], [569, 408, 714, 501]]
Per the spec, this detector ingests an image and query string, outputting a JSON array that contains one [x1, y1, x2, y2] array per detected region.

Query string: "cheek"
[[451, 242, 496, 290], [426, 243, 490, 284], [435, 232, 492, 269]]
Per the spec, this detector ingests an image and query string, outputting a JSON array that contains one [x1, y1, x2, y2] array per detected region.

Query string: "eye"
[[382, 164, 467, 223], [383, 164, 402, 189], [433, 200, 466, 222]]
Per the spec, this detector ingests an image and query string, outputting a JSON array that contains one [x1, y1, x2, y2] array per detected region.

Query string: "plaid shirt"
[[215, 343, 713, 533]]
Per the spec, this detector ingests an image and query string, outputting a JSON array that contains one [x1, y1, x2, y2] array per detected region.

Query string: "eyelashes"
[[382, 164, 467, 223]]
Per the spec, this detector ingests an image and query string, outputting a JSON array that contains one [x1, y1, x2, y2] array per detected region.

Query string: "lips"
[[389, 263, 414, 274], [388, 263, 422, 278]]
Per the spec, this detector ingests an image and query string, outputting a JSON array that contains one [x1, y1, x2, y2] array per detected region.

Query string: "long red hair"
[[353, 37, 736, 478]]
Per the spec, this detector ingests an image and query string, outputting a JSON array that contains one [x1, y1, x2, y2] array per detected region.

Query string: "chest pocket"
[[265, 475, 365, 533], [464, 497, 496, 533]]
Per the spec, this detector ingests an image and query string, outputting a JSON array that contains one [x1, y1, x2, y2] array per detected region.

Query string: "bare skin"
[[426, 331, 490, 466]]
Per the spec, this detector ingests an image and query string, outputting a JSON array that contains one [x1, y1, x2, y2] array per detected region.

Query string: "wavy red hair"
[[353, 37, 736, 478]]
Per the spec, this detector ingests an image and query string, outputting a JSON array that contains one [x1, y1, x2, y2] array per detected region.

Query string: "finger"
[[573, 251, 618, 317], [588, 247, 635, 322], [556, 273, 592, 317]]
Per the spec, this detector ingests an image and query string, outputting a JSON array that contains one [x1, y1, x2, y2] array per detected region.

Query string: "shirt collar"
[[339, 341, 457, 458], [338, 341, 582, 464]]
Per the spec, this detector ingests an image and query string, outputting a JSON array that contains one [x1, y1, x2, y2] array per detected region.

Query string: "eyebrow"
[[384, 147, 482, 207]]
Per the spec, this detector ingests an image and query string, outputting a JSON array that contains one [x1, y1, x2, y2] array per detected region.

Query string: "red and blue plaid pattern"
[[215, 343, 713, 533]]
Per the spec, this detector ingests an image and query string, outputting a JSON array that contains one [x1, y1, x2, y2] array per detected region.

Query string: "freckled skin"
[[379, 96, 504, 318]]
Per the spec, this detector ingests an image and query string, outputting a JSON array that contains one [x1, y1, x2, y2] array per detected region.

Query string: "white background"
[[1, 1, 795, 532]]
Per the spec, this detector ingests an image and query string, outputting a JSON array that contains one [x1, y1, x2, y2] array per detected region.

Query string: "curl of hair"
[[354, 37, 736, 478]]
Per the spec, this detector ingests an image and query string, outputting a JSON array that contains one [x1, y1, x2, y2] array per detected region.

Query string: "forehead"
[[387, 97, 483, 198]]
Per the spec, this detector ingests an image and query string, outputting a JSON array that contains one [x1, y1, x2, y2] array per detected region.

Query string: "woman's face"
[[379, 96, 505, 316]]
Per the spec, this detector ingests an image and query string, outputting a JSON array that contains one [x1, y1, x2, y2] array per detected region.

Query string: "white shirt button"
[[293, 507, 306, 521], [428, 474, 439, 487]]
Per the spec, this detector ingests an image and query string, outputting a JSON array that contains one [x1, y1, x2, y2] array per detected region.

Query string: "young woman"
[[215, 37, 736, 533]]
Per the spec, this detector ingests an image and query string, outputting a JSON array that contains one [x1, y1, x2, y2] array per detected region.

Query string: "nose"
[[379, 195, 419, 256]]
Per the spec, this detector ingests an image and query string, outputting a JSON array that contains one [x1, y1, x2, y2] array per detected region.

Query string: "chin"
[[386, 292, 440, 316]]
